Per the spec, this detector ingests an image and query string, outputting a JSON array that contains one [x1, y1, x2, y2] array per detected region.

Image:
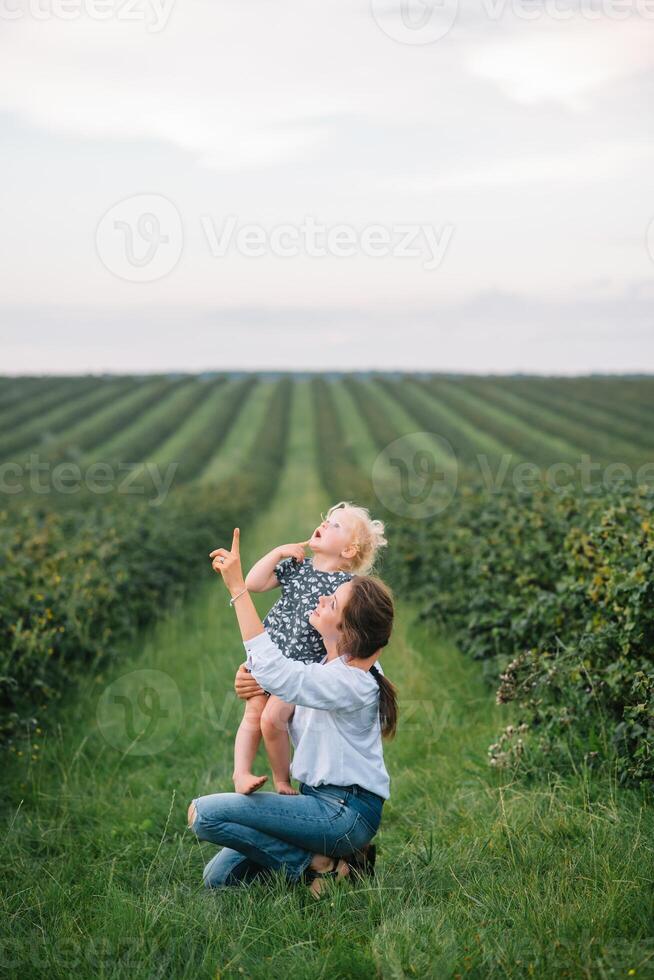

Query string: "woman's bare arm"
[[210, 529, 266, 641]]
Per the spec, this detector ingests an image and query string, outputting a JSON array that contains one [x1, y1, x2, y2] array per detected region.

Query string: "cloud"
[[376, 137, 654, 189], [0, 6, 361, 170], [0, 0, 653, 372], [465, 20, 654, 109]]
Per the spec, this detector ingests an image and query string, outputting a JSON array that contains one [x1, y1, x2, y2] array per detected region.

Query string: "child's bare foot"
[[274, 781, 299, 795], [233, 772, 268, 794]]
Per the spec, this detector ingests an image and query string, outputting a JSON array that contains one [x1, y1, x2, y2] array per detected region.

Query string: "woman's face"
[[308, 580, 353, 639]]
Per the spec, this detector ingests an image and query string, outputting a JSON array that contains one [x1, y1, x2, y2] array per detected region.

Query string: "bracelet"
[[229, 587, 249, 607]]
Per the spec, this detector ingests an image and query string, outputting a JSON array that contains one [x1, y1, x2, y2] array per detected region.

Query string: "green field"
[[2, 373, 654, 978]]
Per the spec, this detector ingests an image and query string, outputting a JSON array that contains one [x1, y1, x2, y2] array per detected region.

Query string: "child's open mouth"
[[313, 529, 322, 539]]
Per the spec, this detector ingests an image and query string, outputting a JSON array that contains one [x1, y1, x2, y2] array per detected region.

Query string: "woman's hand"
[[234, 664, 265, 700], [210, 528, 246, 596]]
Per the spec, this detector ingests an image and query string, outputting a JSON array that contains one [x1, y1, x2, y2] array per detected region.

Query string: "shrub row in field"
[[0, 377, 98, 436], [142, 376, 257, 486], [211, 376, 292, 513], [47, 377, 178, 464], [552, 377, 654, 429], [0, 377, 76, 416], [503, 378, 654, 452], [311, 378, 371, 504], [319, 377, 654, 784], [0, 377, 292, 742], [397, 483, 654, 784], [96, 378, 211, 465], [341, 377, 401, 453], [453, 377, 644, 468], [378, 377, 490, 464], [0, 379, 138, 463], [420, 378, 580, 467]]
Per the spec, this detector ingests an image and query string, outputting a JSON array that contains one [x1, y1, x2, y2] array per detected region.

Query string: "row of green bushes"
[[0, 377, 97, 437], [313, 378, 654, 785], [0, 376, 84, 419], [49, 377, 179, 465], [430, 376, 644, 469], [312, 378, 371, 503], [0, 378, 292, 742], [88, 378, 210, 466], [145, 376, 257, 485], [0, 379, 138, 463], [475, 377, 654, 452], [397, 482, 654, 784]]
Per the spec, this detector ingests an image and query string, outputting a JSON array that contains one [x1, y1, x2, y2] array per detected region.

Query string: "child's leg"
[[261, 695, 297, 795], [233, 693, 269, 795]]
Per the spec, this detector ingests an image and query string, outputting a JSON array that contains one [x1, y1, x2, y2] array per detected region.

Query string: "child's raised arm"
[[244, 541, 309, 593]]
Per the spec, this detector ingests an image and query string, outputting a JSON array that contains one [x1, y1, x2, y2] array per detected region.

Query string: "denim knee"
[[189, 796, 218, 840]]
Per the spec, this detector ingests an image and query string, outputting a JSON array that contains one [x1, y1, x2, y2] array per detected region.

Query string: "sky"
[[1, 0, 653, 374]]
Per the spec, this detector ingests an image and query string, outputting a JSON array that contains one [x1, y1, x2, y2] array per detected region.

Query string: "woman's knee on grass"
[[187, 801, 197, 830]]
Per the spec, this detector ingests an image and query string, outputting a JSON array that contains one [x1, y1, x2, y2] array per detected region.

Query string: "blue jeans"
[[189, 782, 384, 888]]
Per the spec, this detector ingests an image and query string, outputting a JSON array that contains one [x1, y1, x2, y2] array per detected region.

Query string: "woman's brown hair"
[[337, 575, 398, 739]]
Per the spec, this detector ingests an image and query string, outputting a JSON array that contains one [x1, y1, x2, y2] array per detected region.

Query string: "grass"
[[2, 379, 654, 977]]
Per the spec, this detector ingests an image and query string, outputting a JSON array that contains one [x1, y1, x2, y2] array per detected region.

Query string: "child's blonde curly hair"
[[325, 500, 387, 575]]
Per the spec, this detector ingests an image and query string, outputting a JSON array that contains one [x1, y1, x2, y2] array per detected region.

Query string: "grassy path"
[[3, 382, 653, 978]]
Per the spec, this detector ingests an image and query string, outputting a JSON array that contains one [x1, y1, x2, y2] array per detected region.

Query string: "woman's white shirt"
[[244, 630, 390, 800]]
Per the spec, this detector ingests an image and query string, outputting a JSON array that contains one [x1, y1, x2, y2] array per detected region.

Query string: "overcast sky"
[[1, 0, 653, 374]]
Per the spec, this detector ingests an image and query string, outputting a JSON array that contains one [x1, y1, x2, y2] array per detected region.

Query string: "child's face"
[[309, 510, 358, 565], [308, 581, 353, 638]]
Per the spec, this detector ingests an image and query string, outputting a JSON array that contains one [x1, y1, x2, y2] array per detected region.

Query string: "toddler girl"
[[233, 501, 387, 794]]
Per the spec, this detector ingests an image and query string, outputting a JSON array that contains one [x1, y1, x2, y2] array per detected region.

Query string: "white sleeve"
[[243, 631, 377, 711]]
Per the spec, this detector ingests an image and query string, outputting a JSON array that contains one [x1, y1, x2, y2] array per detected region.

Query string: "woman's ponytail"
[[338, 576, 398, 739], [369, 663, 398, 739]]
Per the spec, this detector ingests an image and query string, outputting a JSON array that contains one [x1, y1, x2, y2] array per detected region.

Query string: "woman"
[[187, 528, 397, 897]]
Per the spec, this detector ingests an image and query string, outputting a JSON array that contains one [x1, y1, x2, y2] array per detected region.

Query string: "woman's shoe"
[[346, 843, 376, 880], [302, 857, 349, 898]]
